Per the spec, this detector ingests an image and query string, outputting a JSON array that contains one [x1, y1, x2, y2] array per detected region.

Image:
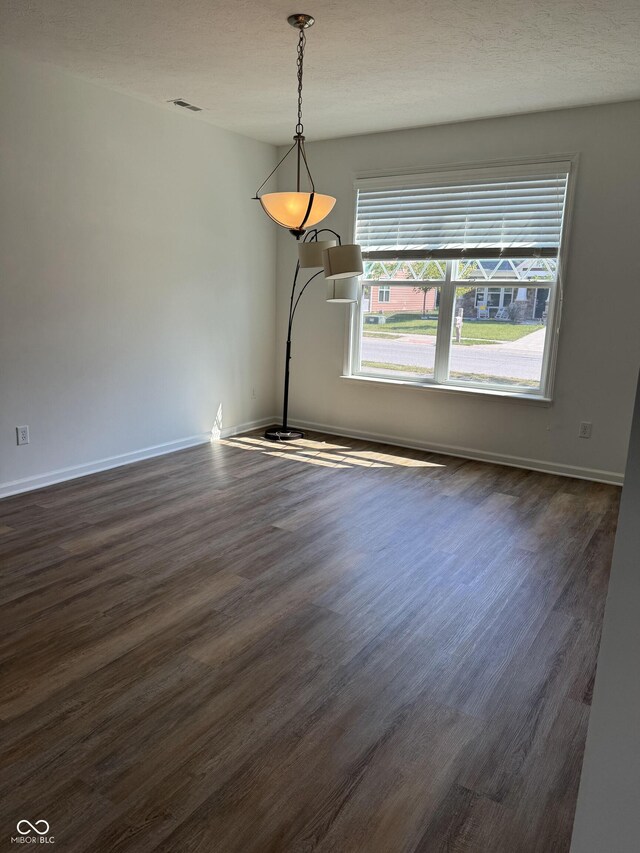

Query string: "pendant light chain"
[[296, 30, 307, 136], [254, 15, 337, 237], [296, 29, 306, 136]]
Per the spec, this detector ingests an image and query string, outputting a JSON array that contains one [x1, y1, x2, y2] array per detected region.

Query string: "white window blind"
[[355, 164, 570, 259]]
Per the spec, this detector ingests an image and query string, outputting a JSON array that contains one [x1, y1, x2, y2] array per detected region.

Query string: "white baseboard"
[[0, 417, 276, 500], [290, 418, 624, 486], [2, 414, 621, 499]]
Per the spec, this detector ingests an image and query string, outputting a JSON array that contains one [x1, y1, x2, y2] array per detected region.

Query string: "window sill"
[[340, 373, 553, 405]]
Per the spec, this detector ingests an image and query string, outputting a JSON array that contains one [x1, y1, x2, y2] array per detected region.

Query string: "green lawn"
[[362, 361, 434, 377], [363, 316, 543, 343], [361, 361, 539, 388]]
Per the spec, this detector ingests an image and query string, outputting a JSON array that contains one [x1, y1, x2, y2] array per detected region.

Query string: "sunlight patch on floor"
[[215, 435, 446, 471], [230, 436, 351, 452], [265, 451, 350, 469], [347, 449, 443, 468]]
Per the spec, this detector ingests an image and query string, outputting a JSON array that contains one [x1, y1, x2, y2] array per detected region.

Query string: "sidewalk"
[[499, 327, 546, 352]]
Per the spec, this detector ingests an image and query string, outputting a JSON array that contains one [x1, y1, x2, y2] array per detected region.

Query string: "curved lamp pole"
[[265, 230, 362, 442]]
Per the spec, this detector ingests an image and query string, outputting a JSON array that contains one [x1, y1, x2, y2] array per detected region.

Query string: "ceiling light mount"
[[254, 14, 335, 238], [287, 14, 315, 30]]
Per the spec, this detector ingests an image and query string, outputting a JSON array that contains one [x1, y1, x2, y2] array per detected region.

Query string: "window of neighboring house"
[[475, 287, 516, 314], [350, 161, 573, 398]]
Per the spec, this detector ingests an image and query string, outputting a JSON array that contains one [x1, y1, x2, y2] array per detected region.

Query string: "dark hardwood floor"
[[0, 431, 620, 852]]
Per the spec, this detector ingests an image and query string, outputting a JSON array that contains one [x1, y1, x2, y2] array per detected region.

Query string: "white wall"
[[0, 51, 277, 495], [276, 101, 640, 482], [570, 370, 640, 852]]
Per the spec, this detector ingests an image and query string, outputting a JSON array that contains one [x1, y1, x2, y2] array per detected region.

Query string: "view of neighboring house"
[[459, 259, 551, 321], [365, 258, 551, 322], [461, 285, 549, 321], [367, 282, 547, 321], [366, 283, 439, 314], [364, 263, 439, 315]]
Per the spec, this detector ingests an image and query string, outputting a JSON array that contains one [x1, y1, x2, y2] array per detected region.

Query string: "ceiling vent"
[[168, 98, 202, 112]]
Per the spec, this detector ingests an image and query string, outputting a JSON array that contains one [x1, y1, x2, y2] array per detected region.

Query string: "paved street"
[[361, 328, 546, 381]]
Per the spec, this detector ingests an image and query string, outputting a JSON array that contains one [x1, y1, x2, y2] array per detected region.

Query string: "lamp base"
[[264, 426, 305, 442]]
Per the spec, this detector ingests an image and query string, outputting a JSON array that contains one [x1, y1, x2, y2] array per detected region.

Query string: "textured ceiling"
[[2, 0, 639, 144]]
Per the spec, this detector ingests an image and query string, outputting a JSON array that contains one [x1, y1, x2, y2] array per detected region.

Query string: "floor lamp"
[[264, 230, 363, 442]]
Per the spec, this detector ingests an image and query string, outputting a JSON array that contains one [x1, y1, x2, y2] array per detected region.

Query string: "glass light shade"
[[259, 192, 336, 232], [326, 277, 358, 303], [298, 239, 337, 268], [323, 244, 364, 280]]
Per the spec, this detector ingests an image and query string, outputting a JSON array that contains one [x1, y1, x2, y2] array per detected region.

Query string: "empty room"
[[1, 1, 639, 851]]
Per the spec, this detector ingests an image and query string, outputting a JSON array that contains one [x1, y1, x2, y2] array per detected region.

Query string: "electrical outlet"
[[16, 425, 29, 446], [578, 422, 592, 439]]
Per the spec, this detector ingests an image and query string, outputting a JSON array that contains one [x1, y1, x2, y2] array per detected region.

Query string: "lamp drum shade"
[[298, 239, 337, 268], [322, 244, 364, 279], [259, 192, 336, 234], [326, 277, 358, 303]]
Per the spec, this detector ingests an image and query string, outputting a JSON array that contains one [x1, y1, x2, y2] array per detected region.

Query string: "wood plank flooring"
[[0, 431, 620, 852]]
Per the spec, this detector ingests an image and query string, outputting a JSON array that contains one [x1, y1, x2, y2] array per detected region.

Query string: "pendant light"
[[254, 14, 336, 238]]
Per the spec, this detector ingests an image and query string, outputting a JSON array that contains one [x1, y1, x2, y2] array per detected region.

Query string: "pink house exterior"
[[368, 284, 438, 314]]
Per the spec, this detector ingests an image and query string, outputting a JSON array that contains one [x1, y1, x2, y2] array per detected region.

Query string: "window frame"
[[345, 156, 578, 402]]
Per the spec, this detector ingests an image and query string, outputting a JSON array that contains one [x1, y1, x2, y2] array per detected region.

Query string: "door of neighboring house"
[[534, 288, 549, 320]]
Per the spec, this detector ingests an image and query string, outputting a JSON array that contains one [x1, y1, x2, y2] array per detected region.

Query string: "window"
[[350, 162, 572, 398], [474, 287, 516, 316]]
